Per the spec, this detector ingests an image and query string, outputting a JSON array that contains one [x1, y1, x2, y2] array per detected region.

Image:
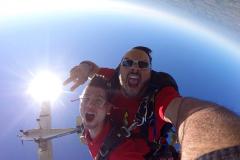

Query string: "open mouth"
[[127, 73, 141, 87], [85, 112, 95, 122]]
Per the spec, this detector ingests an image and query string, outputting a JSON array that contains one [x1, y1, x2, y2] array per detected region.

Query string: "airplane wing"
[[41, 128, 80, 140], [38, 140, 52, 160], [19, 128, 80, 141]]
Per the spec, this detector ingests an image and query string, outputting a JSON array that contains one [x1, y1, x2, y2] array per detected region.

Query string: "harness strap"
[[97, 124, 134, 160], [134, 87, 180, 160], [135, 89, 156, 127]]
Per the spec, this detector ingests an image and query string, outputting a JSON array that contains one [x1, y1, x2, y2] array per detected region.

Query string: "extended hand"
[[63, 63, 90, 91]]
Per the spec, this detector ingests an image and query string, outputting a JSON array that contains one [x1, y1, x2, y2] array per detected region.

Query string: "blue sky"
[[0, 1, 239, 160]]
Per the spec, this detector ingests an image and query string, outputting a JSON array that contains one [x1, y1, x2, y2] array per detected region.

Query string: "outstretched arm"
[[63, 61, 99, 91], [164, 97, 240, 159]]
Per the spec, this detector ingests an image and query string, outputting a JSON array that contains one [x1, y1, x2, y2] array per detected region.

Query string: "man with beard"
[[79, 75, 149, 160], [65, 46, 240, 160]]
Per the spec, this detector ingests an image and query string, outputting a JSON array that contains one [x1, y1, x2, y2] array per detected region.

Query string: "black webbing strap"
[[137, 80, 180, 160], [97, 125, 131, 160], [135, 89, 157, 147]]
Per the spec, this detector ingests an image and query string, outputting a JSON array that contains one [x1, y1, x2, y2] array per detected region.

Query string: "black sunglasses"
[[121, 59, 150, 69]]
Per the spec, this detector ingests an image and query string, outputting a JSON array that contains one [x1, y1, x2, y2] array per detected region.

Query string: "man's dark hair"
[[88, 75, 112, 101], [132, 46, 152, 64]]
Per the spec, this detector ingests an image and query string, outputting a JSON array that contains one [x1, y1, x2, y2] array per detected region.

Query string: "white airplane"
[[18, 102, 83, 160]]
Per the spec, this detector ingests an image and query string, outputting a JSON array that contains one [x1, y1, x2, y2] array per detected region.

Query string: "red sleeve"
[[155, 86, 181, 120], [97, 68, 115, 80]]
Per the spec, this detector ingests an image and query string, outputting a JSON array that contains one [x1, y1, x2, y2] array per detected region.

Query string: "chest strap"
[[96, 92, 156, 160], [97, 124, 134, 160]]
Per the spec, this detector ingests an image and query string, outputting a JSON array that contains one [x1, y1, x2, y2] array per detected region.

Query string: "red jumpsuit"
[[98, 68, 180, 141], [84, 122, 150, 160]]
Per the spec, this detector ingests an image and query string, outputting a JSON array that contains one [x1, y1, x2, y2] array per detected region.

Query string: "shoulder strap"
[[133, 70, 179, 140], [148, 70, 178, 93], [96, 124, 131, 160], [137, 71, 180, 159]]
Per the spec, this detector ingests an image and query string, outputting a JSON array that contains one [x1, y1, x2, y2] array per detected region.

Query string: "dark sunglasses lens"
[[138, 61, 149, 68], [122, 59, 133, 67]]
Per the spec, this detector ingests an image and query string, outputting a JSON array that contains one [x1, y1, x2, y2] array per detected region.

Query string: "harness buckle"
[[99, 146, 109, 158], [128, 121, 138, 131], [121, 126, 131, 138], [136, 117, 145, 126]]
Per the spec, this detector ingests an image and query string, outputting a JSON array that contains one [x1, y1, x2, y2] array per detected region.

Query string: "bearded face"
[[119, 49, 151, 97]]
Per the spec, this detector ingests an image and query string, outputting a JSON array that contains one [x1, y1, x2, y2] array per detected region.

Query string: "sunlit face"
[[80, 86, 110, 130], [119, 49, 151, 97]]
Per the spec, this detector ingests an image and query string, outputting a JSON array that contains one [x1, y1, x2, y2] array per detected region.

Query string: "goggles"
[[121, 59, 150, 69]]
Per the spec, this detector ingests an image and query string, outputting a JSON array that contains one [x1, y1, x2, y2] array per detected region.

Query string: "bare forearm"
[[165, 97, 240, 159]]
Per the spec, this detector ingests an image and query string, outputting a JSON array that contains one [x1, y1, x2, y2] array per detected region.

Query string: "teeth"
[[128, 74, 139, 79], [86, 112, 95, 116]]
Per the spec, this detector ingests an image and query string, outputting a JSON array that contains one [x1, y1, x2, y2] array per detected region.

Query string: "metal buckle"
[[99, 147, 109, 158], [136, 117, 145, 126], [128, 122, 138, 131], [121, 126, 131, 138]]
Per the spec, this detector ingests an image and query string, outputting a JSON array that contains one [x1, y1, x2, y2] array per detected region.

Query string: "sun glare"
[[27, 71, 62, 103]]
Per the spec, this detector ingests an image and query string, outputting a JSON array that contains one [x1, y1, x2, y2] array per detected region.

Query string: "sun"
[[27, 71, 62, 103]]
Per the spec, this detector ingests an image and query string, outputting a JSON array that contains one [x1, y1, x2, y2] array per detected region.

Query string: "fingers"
[[70, 81, 82, 91], [70, 65, 79, 73], [63, 74, 86, 91], [63, 64, 89, 91], [63, 66, 79, 85], [63, 77, 84, 91], [63, 77, 73, 86]]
